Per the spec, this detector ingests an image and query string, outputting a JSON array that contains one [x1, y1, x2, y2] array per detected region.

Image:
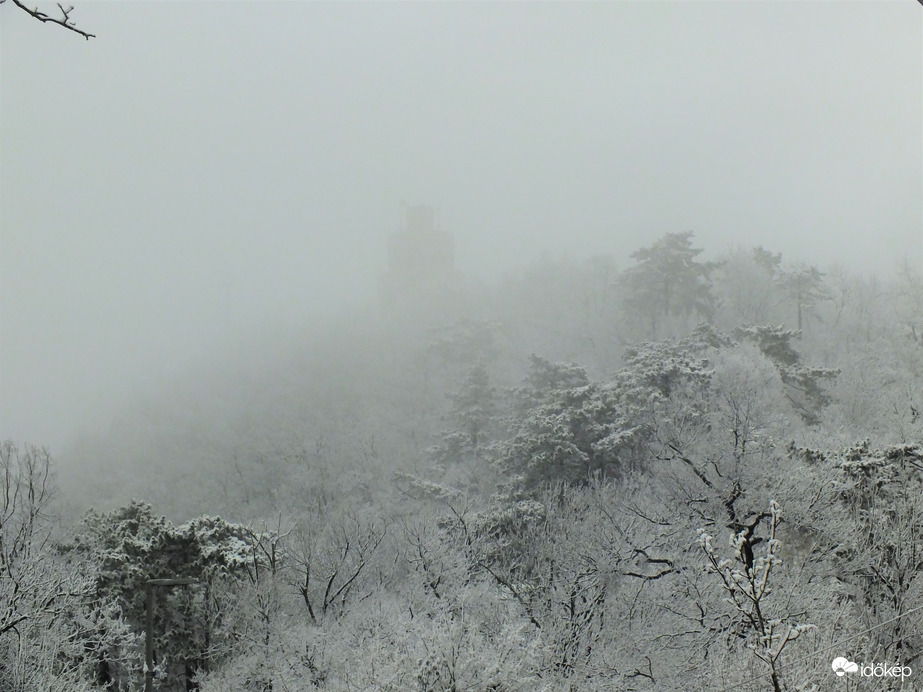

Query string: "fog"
[[1, 1, 920, 451]]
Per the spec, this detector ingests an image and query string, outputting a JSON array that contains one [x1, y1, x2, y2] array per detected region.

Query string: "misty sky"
[[1, 1, 921, 450]]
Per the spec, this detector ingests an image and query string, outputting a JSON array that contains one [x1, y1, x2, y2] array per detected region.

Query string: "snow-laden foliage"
[[27, 239, 923, 690], [475, 355, 648, 493], [699, 502, 816, 692], [66, 502, 267, 690], [0, 442, 130, 692], [735, 325, 838, 424]]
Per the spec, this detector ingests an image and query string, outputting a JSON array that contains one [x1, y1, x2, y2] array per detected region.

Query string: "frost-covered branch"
[[699, 501, 815, 692]]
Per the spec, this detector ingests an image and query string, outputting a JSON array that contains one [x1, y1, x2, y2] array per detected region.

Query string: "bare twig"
[[5, 0, 95, 39]]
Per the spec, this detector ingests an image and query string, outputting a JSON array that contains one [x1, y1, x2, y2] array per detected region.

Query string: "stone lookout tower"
[[379, 205, 461, 313]]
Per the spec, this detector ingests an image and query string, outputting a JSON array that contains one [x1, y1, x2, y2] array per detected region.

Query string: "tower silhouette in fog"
[[379, 205, 461, 315]]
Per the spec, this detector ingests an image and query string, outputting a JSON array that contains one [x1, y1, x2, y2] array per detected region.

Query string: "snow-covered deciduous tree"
[[834, 441, 923, 666], [287, 508, 387, 626], [0, 442, 133, 691], [894, 261, 923, 349], [699, 501, 816, 692], [713, 246, 785, 329], [0, 442, 60, 640]]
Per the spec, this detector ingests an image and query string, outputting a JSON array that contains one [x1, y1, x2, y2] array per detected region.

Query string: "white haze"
[[1, 1, 920, 450]]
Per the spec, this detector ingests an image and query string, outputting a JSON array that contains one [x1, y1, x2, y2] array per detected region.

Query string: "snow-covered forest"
[[4, 233, 923, 691], [3, 1, 920, 689]]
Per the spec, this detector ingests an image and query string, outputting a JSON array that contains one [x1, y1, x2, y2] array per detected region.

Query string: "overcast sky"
[[1, 1, 921, 450]]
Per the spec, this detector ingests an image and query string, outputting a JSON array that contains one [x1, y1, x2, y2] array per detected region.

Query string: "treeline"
[[4, 234, 922, 690]]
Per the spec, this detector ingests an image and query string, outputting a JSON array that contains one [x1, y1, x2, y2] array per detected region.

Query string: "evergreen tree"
[[619, 232, 719, 336], [776, 263, 830, 334]]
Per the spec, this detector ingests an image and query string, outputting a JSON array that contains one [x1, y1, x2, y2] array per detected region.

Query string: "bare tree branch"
[[4, 0, 95, 39]]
